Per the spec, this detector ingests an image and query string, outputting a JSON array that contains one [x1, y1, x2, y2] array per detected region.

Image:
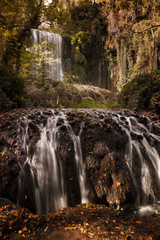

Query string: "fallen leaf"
[[136, 221, 142, 224], [44, 226, 48, 232], [115, 181, 121, 187], [23, 227, 27, 232]]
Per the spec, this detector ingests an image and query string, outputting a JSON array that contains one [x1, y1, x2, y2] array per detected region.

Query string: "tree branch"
[[134, 25, 160, 34]]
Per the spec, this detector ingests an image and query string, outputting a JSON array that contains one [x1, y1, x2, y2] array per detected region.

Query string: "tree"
[[0, 0, 44, 69], [0, 0, 45, 110]]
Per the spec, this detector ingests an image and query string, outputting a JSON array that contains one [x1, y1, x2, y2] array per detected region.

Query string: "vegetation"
[[25, 79, 117, 109], [69, 99, 120, 109], [0, 0, 44, 110], [119, 72, 160, 114], [0, 0, 160, 113], [0, 65, 25, 110]]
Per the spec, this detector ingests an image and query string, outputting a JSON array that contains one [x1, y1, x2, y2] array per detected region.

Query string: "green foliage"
[[0, 0, 44, 67], [115, 0, 135, 10], [118, 72, 160, 113], [20, 40, 57, 84], [0, 65, 25, 111], [63, 71, 81, 84]]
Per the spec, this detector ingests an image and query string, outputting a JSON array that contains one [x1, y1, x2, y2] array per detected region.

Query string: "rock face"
[[62, 2, 160, 90], [0, 109, 160, 213]]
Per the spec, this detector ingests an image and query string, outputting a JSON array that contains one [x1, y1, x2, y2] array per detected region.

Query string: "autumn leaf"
[[9, 218, 18, 225], [23, 226, 27, 232], [139, 237, 144, 240], [44, 226, 49, 232], [115, 181, 121, 187], [106, 162, 110, 168], [32, 215, 39, 218], [136, 221, 142, 224]]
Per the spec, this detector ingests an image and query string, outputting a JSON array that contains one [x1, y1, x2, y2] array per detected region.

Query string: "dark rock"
[[0, 108, 160, 213]]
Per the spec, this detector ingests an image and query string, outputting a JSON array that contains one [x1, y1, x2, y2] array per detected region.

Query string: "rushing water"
[[17, 111, 88, 214], [30, 29, 63, 81], [17, 109, 160, 215], [112, 113, 160, 214]]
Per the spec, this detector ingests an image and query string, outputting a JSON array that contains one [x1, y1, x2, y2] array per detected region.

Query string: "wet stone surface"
[[0, 108, 160, 213]]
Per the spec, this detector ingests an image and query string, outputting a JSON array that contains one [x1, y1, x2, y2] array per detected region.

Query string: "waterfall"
[[62, 116, 88, 204], [16, 109, 160, 215], [30, 29, 63, 81], [17, 111, 88, 214], [112, 113, 160, 214]]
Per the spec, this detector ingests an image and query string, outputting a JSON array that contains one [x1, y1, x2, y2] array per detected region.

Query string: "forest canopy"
[[0, 0, 160, 112]]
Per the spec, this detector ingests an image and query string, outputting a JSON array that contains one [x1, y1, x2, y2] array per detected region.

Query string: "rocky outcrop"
[[0, 109, 160, 213]]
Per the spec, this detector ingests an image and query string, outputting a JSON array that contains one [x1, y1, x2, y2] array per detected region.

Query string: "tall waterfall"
[[17, 111, 88, 214], [30, 29, 63, 81]]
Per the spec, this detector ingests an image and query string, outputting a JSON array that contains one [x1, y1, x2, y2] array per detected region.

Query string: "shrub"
[[0, 65, 25, 111], [118, 72, 160, 113]]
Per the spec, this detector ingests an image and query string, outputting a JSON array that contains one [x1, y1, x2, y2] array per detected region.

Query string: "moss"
[[69, 99, 121, 109]]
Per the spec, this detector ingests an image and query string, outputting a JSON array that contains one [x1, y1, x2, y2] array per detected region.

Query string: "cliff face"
[[62, 1, 160, 91], [105, 3, 160, 90]]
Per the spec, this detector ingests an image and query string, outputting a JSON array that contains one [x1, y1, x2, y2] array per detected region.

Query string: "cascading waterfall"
[[17, 109, 160, 215], [17, 111, 88, 214], [112, 113, 160, 214], [62, 116, 88, 204], [30, 29, 63, 81]]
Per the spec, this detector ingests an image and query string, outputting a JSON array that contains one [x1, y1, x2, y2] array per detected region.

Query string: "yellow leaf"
[[44, 226, 48, 232]]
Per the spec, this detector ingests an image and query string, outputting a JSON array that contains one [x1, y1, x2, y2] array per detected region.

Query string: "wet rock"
[[0, 108, 160, 213]]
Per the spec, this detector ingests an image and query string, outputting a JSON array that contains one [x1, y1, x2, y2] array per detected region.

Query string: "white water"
[[17, 110, 160, 215], [17, 112, 88, 214], [30, 29, 63, 81], [113, 114, 160, 213], [62, 116, 88, 204]]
